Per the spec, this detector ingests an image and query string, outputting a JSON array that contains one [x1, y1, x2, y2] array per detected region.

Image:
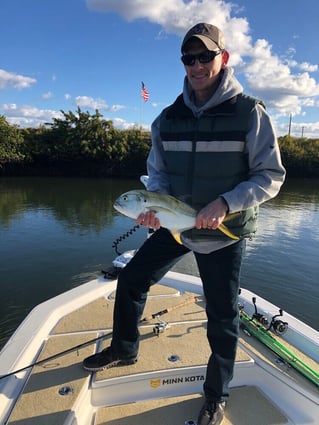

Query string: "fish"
[[113, 189, 240, 244]]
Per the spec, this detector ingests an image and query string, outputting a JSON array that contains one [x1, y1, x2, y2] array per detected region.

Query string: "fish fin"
[[170, 230, 183, 244], [223, 212, 241, 223], [218, 223, 240, 240]]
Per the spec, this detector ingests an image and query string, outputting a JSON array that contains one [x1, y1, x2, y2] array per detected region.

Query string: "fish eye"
[[123, 195, 128, 201]]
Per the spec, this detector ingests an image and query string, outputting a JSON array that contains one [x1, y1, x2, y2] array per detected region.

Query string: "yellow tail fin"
[[218, 223, 240, 240]]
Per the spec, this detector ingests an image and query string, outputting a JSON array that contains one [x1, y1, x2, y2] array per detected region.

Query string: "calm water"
[[0, 176, 318, 350]]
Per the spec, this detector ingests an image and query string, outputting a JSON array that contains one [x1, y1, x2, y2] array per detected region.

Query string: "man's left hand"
[[195, 197, 228, 229]]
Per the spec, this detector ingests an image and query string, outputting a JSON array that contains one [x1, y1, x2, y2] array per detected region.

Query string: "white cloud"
[[64, 93, 72, 100], [86, 0, 246, 45], [298, 62, 318, 73], [42, 91, 54, 99], [283, 50, 318, 73], [74, 95, 108, 110], [110, 104, 126, 112], [1, 102, 141, 130], [111, 117, 136, 130], [74, 96, 127, 113], [244, 39, 319, 115], [1, 103, 63, 127], [86, 0, 249, 60], [0, 69, 36, 89], [111, 116, 150, 131]]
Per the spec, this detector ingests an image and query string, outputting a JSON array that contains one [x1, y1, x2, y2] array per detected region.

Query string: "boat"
[[0, 176, 318, 424], [0, 247, 318, 425]]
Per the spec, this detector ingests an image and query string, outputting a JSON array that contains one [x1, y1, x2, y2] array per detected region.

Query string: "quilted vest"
[[159, 93, 262, 239]]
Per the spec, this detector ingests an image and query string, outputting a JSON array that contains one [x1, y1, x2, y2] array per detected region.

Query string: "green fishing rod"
[[239, 307, 319, 388]]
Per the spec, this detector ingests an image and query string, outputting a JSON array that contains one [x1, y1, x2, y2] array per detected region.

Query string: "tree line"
[[0, 109, 150, 177], [1, 109, 318, 178]]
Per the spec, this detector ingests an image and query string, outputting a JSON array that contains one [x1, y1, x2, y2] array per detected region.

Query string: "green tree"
[[49, 108, 116, 160], [279, 136, 319, 177], [0, 115, 25, 168], [120, 127, 151, 174]]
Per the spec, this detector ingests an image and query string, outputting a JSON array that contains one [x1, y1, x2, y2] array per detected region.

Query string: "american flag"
[[141, 81, 150, 102]]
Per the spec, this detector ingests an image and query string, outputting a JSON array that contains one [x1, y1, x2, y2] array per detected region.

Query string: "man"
[[83, 23, 285, 425]]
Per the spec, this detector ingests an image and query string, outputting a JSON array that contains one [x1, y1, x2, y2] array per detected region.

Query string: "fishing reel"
[[252, 297, 269, 326], [251, 297, 288, 335], [153, 319, 169, 335], [266, 309, 289, 335]]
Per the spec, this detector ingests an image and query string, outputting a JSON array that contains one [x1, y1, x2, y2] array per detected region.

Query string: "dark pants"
[[111, 228, 245, 402]]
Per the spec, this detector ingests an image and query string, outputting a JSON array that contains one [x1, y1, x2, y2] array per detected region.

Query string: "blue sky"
[[1, 0, 319, 138]]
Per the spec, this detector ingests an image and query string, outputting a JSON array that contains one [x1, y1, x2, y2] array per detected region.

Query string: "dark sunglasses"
[[181, 50, 223, 66]]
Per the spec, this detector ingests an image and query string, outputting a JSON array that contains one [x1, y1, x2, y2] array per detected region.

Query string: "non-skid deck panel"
[[53, 287, 205, 335], [53, 296, 115, 334], [95, 385, 288, 425], [108, 283, 181, 299], [96, 322, 251, 382], [7, 334, 96, 425]]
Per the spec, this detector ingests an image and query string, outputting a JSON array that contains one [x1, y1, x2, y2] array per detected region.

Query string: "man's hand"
[[136, 211, 161, 229], [195, 197, 229, 230]]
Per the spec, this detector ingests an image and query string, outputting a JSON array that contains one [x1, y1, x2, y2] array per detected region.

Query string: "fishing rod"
[[142, 296, 199, 335], [140, 296, 198, 322], [0, 296, 198, 381], [239, 305, 319, 388]]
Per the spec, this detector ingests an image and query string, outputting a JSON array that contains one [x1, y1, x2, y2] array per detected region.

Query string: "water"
[[0, 176, 318, 350]]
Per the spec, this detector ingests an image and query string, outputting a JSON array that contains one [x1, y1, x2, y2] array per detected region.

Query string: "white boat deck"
[[1, 274, 319, 425]]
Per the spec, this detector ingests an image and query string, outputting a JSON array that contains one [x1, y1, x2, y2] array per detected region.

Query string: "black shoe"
[[197, 400, 226, 425], [83, 346, 137, 372]]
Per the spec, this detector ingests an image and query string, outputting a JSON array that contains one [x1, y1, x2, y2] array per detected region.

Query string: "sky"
[[1, 0, 319, 138]]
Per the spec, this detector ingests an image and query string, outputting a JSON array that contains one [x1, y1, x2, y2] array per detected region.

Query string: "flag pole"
[[140, 91, 143, 131], [140, 81, 150, 132]]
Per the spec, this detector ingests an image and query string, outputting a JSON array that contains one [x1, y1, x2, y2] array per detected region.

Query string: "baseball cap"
[[181, 23, 225, 52]]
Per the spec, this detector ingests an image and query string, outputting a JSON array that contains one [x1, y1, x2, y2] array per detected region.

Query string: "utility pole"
[[288, 114, 292, 137]]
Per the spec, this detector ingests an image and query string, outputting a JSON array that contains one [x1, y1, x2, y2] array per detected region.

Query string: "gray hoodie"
[[146, 66, 286, 253]]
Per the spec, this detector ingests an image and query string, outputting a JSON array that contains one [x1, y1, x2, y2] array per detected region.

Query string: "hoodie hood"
[[183, 66, 243, 116]]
